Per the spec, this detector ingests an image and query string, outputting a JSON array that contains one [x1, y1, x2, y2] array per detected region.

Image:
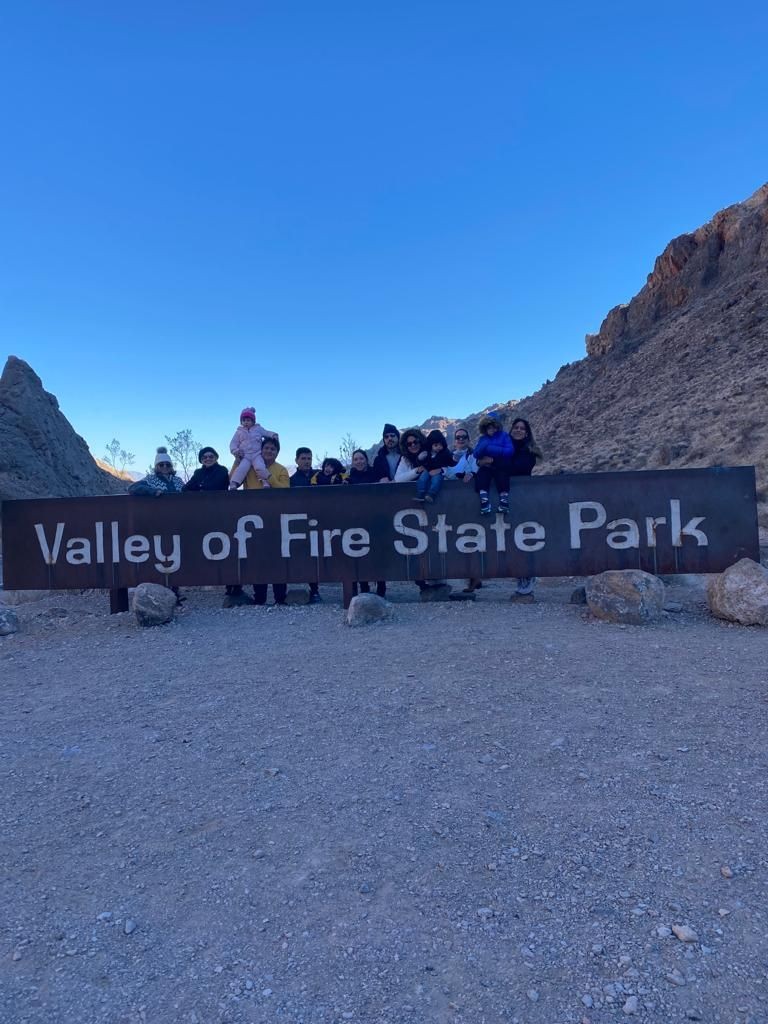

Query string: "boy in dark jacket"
[[473, 412, 514, 514], [290, 447, 317, 487], [414, 429, 454, 504], [289, 446, 320, 602]]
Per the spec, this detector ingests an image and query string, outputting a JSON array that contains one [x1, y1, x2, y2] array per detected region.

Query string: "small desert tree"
[[338, 433, 358, 467], [103, 438, 135, 476], [164, 429, 200, 482]]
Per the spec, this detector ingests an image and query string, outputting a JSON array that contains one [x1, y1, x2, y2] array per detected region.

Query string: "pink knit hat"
[[240, 407, 256, 421]]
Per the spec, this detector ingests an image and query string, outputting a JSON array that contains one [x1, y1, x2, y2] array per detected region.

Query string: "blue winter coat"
[[473, 430, 514, 463]]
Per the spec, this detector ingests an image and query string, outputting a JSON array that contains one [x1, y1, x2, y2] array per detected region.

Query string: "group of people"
[[128, 407, 542, 605]]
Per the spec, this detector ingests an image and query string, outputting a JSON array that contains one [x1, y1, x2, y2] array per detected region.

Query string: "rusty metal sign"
[[1, 467, 759, 592]]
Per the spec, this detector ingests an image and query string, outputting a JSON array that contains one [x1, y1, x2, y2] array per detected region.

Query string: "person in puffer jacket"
[[414, 429, 454, 503], [128, 447, 185, 496], [473, 412, 514, 514]]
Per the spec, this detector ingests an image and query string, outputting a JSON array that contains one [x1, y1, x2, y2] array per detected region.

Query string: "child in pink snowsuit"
[[229, 407, 279, 490]]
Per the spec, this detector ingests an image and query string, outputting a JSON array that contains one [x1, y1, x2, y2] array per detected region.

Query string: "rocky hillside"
[[0, 356, 127, 502], [440, 183, 768, 533]]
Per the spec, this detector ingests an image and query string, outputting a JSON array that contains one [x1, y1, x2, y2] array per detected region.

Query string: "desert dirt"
[[2, 577, 767, 1024]]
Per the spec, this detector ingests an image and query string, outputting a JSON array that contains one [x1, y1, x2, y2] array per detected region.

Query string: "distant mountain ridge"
[[412, 183, 768, 536], [0, 356, 127, 503]]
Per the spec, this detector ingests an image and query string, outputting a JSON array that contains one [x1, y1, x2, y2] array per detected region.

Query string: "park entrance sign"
[[1, 467, 759, 607]]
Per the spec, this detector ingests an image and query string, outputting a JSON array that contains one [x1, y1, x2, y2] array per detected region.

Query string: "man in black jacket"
[[371, 424, 401, 482]]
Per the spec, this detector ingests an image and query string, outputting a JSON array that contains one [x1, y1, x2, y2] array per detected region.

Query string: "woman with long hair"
[[508, 417, 543, 602]]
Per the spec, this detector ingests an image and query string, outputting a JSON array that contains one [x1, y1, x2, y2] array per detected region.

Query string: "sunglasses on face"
[[383, 433, 398, 439], [157, 462, 172, 468], [406, 440, 421, 447], [455, 435, 468, 441]]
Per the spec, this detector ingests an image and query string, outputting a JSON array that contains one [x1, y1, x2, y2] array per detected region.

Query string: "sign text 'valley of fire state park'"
[[2, 468, 759, 592]]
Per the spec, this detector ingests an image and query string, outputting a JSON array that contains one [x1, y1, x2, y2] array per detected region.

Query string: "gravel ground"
[[2, 578, 767, 1024]]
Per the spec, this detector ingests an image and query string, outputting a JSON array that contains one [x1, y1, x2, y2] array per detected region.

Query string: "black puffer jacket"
[[422, 430, 455, 471]]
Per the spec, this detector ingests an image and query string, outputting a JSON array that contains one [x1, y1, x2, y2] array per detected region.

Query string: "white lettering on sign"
[[281, 514, 309, 557], [280, 514, 372, 559], [66, 537, 92, 564], [124, 535, 150, 563], [341, 528, 370, 557], [234, 515, 264, 557], [432, 514, 453, 553], [606, 518, 640, 550], [645, 516, 667, 547], [514, 521, 546, 552], [34, 522, 65, 565], [393, 509, 429, 555], [455, 523, 486, 553], [34, 520, 181, 573], [489, 514, 511, 551], [669, 499, 707, 546], [202, 531, 231, 560], [153, 535, 181, 573], [569, 500, 707, 550], [569, 501, 607, 548]]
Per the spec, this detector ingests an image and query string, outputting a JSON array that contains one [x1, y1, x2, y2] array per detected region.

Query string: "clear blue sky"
[[1, 1, 766, 469]]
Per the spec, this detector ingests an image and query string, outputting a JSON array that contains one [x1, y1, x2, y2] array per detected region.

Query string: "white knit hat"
[[154, 446, 172, 467]]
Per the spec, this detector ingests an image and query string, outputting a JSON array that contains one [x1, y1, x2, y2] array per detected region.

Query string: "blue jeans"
[[417, 470, 443, 499]]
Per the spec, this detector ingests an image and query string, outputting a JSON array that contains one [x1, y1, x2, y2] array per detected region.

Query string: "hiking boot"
[[479, 497, 492, 515], [424, 494, 434, 503], [497, 496, 510, 514]]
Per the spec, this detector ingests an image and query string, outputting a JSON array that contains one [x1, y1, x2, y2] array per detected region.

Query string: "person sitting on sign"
[[313, 458, 346, 485], [229, 406, 279, 491], [444, 426, 478, 482], [414, 429, 454, 504], [394, 428, 427, 481], [128, 448, 185, 496], [473, 412, 514, 515]]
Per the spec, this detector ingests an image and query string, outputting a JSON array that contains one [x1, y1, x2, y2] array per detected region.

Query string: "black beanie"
[[198, 446, 219, 462], [383, 423, 400, 439]]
